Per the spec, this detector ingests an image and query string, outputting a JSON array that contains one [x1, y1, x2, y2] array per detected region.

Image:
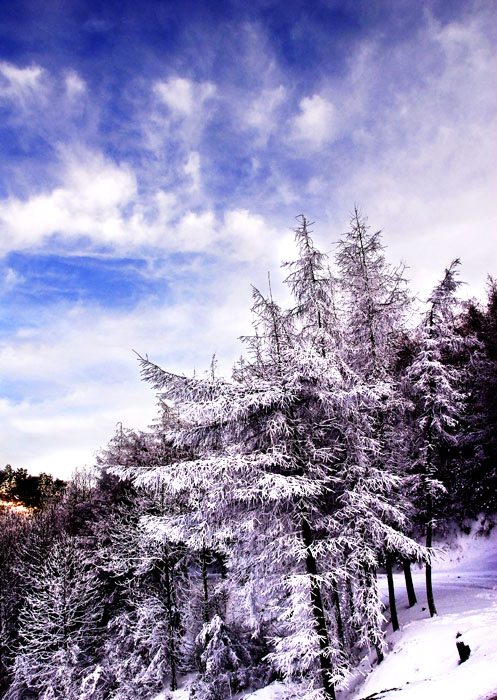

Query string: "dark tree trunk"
[[219, 554, 227, 580], [372, 567, 384, 664], [301, 515, 336, 700], [343, 547, 356, 648], [375, 643, 384, 664], [163, 555, 178, 692], [201, 543, 210, 624], [331, 579, 345, 650], [385, 554, 399, 631], [362, 565, 384, 664], [425, 494, 437, 617], [346, 575, 355, 619], [402, 559, 417, 607], [424, 314, 438, 618]]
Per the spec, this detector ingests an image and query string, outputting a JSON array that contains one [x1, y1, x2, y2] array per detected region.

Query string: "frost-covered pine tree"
[[459, 278, 497, 518], [335, 208, 410, 379], [94, 426, 188, 697], [7, 533, 101, 700], [282, 216, 348, 649], [283, 215, 340, 354], [335, 209, 423, 640], [190, 614, 246, 700], [407, 260, 467, 617], [0, 512, 28, 696], [134, 290, 350, 700], [130, 218, 425, 697]]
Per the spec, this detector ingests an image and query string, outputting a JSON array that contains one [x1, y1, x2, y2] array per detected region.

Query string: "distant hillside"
[[0, 464, 66, 511]]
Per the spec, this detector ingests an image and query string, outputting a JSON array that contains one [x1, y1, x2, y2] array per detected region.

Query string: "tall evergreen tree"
[[335, 208, 411, 379], [459, 278, 497, 519], [335, 209, 419, 635], [131, 218, 425, 697], [7, 534, 102, 700], [407, 260, 467, 617], [93, 426, 190, 697], [0, 512, 28, 695], [134, 292, 346, 700]]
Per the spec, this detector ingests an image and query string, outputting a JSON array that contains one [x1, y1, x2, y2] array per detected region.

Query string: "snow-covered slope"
[[152, 530, 497, 700], [341, 529, 497, 700]]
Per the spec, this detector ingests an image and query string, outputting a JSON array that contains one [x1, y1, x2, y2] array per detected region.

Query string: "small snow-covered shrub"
[[190, 615, 269, 700]]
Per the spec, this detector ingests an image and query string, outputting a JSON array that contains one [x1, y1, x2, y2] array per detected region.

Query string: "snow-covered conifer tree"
[[93, 427, 188, 697], [130, 218, 426, 697], [407, 260, 468, 616], [133, 289, 349, 699], [7, 534, 101, 700], [459, 278, 497, 519], [335, 208, 411, 379], [283, 215, 339, 354], [0, 512, 28, 696], [334, 209, 429, 641]]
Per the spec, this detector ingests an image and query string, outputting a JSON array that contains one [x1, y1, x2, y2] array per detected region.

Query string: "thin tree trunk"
[[301, 515, 336, 700], [371, 567, 384, 664], [331, 579, 345, 650], [402, 559, 417, 607], [345, 575, 356, 649], [361, 565, 384, 665], [343, 546, 356, 648], [346, 575, 355, 618], [425, 491, 437, 617], [424, 314, 438, 618], [201, 543, 210, 624], [385, 554, 399, 631], [219, 554, 227, 580], [164, 556, 178, 692]]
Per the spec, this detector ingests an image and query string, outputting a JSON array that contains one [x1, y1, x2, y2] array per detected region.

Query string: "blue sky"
[[0, 0, 496, 477]]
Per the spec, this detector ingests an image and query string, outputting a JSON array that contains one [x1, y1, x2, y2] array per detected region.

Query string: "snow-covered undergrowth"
[[153, 530, 497, 700]]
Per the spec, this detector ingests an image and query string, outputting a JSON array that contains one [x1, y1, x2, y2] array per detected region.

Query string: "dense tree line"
[[0, 465, 66, 511], [1, 213, 495, 700]]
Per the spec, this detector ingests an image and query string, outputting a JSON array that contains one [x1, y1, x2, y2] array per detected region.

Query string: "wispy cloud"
[[0, 62, 44, 97], [154, 76, 215, 116], [64, 71, 86, 96], [291, 94, 337, 148], [244, 85, 287, 142], [0, 0, 495, 477]]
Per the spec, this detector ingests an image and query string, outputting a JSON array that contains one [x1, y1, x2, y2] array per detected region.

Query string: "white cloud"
[[0, 145, 290, 264], [291, 94, 337, 147], [324, 13, 497, 301], [0, 280, 257, 477], [0, 62, 44, 92], [0, 62, 47, 111], [245, 85, 286, 137], [0, 386, 156, 479], [222, 209, 280, 263], [65, 71, 86, 96], [154, 76, 216, 116], [0, 150, 140, 251], [183, 151, 201, 191], [175, 210, 217, 251], [0, 63, 92, 144], [2, 267, 21, 292], [155, 76, 193, 114]]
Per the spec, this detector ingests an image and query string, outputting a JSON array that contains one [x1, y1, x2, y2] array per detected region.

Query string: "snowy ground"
[[153, 529, 497, 700], [341, 529, 497, 700]]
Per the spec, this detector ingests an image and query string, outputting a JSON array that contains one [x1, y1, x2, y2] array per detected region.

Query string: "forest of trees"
[[0, 465, 66, 512], [1, 212, 496, 700]]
